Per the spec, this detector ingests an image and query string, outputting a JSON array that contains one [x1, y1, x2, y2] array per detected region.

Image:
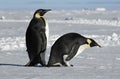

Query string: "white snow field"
[[0, 10, 120, 79]]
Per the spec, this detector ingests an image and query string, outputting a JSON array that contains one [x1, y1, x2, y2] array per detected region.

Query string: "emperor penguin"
[[47, 33, 101, 67], [25, 9, 51, 66]]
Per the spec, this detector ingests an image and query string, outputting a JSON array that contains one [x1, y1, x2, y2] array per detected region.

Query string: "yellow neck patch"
[[87, 39, 92, 45], [35, 13, 42, 18]]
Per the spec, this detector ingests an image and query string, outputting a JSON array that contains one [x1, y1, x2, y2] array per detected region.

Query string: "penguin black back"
[[47, 33, 101, 67], [25, 9, 51, 67]]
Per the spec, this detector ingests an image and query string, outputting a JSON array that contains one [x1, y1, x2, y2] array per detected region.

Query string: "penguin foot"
[[70, 64, 74, 67], [47, 64, 73, 67], [63, 64, 73, 67], [25, 63, 35, 67], [25, 61, 31, 67], [47, 65, 61, 67], [47, 62, 63, 67], [25, 60, 39, 67], [25, 63, 46, 67]]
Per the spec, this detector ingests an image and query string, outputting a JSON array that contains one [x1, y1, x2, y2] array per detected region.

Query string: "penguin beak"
[[95, 42, 101, 48], [40, 9, 51, 16], [44, 9, 51, 13], [97, 44, 101, 48], [91, 40, 101, 48]]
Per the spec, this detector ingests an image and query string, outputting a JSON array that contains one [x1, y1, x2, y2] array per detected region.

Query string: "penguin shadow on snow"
[[0, 63, 46, 67], [0, 63, 24, 67]]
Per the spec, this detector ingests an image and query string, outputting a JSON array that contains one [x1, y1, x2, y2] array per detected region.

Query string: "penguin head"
[[87, 39, 101, 48], [34, 9, 51, 18]]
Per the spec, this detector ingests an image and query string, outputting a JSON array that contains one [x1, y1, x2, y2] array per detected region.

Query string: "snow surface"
[[0, 10, 120, 79]]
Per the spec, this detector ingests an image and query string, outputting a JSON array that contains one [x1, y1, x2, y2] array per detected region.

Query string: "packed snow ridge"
[[49, 18, 120, 27], [0, 33, 119, 51], [0, 18, 120, 27]]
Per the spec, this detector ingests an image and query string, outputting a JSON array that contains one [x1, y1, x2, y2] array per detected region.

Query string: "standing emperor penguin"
[[25, 9, 51, 66], [47, 33, 101, 67]]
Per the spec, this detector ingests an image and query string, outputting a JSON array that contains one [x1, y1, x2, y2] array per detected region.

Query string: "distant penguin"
[[25, 9, 51, 66], [47, 33, 101, 67]]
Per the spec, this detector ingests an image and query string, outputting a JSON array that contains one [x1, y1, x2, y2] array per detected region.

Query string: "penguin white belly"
[[42, 16, 49, 41], [75, 44, 90, 57], [45, 22, 49, 39], [45, 20, 49, 40]]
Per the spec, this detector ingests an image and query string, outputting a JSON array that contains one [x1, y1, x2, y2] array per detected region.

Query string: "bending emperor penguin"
[[25, 9, 51, 66], [47, 33, 101, 67]]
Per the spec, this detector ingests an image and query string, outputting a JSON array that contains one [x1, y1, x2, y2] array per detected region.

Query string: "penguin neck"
[[34, 16, 46, 26], [34, 15, 49, 43], [40, 16, 49, 43], [35, 15, 45, 21], [40, 16, 46, 25], [75, 44, 90, 57], [40, 16, 45, 20], [44, 17, 49, 41]]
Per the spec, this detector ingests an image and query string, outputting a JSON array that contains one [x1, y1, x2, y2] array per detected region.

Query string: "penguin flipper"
[[39, 52, 46, 66], [38, 33, 47, 66], [40, 32, 47, 51], [66, 43, 79, 61]]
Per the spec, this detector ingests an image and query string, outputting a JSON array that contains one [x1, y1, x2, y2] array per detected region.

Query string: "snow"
[[0, 10, 120, 79], [0, 37, 25, 51], [0, 33, 119, 51], [96, 8, 106, 11]]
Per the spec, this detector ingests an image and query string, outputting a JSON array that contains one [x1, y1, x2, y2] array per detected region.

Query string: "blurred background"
[[0, 0, 120, 10]]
